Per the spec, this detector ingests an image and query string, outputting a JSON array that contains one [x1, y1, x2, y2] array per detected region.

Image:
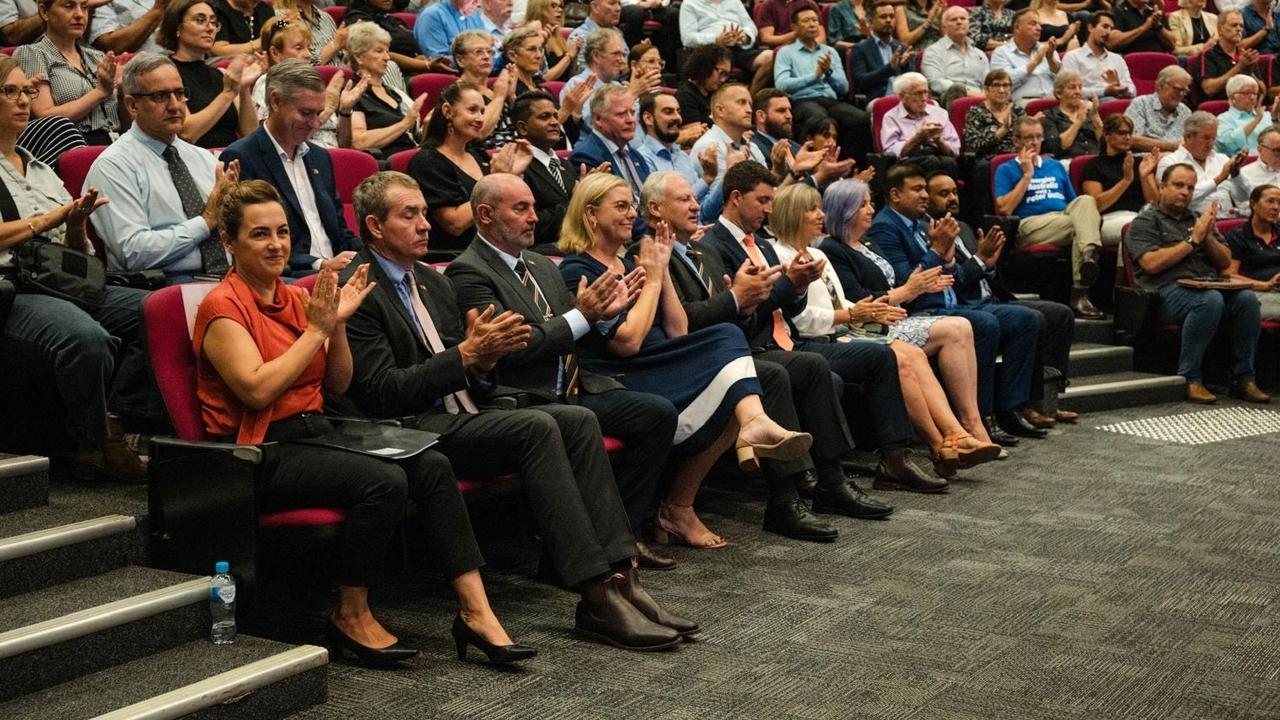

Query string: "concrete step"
[[0, 637, 327, 720], [0, 455, 50, 515], [1059, 371, 1187, 413], [1068, 343, 1135, 379], [1073, 318, 1114, 345], [0, 566, 208, 702], [0, 510, 144, 600]]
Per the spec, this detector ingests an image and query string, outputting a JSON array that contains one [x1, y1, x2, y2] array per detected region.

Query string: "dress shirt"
[[921, 36, 990, 97], [989, 40, 1058, 101], [1125, 204, 1223, 290], [84, 125, 216, 274], [679, 0, 758, 48], [568, 16, 602, 68], [691, 123, 769, 185], [561, 71, 636, 129], [1059, 44, 1136, 99], [265, 128, 333, 266], [632, 132, 712, 201], [477, 235, 590, 338], [1231, 159, 1280, 210], [1215, 106, 1265, 156], [887, 206, 957, 307], [1125, 93, 1190, 145], [529, 144, 565, 184], [15, 37, 118, 139], [1157, 145, 1238, 217], [672, 240, 737, 312], [0, 147, 71, 264], [774, 41, 848, 100], [89, 0, 164, 53], [252, 76, 340, 147], [596, 131, 644, 196], [414, 0, 483, 58], [880, 101, 960, 157], [1243, 4, 1280, 54], [771, 242, 847, 336]]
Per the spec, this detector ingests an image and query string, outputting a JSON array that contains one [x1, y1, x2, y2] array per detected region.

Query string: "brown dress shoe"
[[1021, 407, 1057, 429], [1069, 288, 1105, 319], [575, 573, 681, 651], [1185, 382, 1217, 404], [1054, 409, 1079, 424], [1230, 381, 1271, 403], [635, 541, 677, 571], [76, 441, 147, 483], [618, 565, 699, 636]]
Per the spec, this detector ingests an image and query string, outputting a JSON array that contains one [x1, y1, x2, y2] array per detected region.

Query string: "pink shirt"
[[880, 101, 961, 157]]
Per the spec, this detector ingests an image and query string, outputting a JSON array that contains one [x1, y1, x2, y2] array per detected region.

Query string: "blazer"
[[863, 206, 952, 312], [444, 237, 622, 401], [339, 246, 494, 419], [664, 242, 741, 332], [568, 129, 653, 188], [220, 128, 361, 275], [951, 221, 1016, 304], [850, 36, 905, 100], [700, 221, 807, 349], [816, 237, 895, 302], [1167, 10, 1217, 56], [523, 153, 577, 250]]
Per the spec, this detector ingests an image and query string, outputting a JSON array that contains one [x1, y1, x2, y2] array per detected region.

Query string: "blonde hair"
[[770, 183, 822, 249], [525, 0, 567, 52], [558, 173, 630, 254]]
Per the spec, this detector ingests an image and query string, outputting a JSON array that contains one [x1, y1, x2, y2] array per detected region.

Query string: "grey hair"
[[1013, 114, 1042, 137], [1220, 8, 1244, 25], [588, 82, 630, 119], [502, 25, 541, 57], [1226, 73, 1258, 97], [1260, 125, 1280, 146], [821, 179, 871, 243], [1154, 65, 1191, 87], [470, 172, 516, 216], [1183, 110, 1217, 137], [353, 171, 420, 245], [584, 27, 623, 67], [451, 29, 493, 58], [639, 171, 682, 220], [121, 52, 177, 95], [893, 72, 928, 97], [265, 60, 324, 106], [345, 21, 392, 61], [1052, 70, 1083, 98]]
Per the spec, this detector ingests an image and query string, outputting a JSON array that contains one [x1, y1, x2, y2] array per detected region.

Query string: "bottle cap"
[[215, 561, 229, 574]]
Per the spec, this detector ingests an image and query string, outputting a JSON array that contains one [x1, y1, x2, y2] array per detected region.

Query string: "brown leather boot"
[[618, 564, 699, 636], [1185, 382, 1217, 404], [1230, 380, 1271, 403], [575, 573, 681, 651], [1069, 287, 1104, 319]]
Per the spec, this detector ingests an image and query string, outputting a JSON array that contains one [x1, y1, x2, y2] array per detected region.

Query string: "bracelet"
[[26, 221, 37, 238]]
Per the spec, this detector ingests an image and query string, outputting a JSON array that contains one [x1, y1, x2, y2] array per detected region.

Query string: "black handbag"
[[0, 174, 105, 312]]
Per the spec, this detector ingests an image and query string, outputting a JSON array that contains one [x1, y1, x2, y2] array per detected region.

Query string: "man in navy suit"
[[850, 3, 912, 101], [569, 84, 653, 201], [220, 60, 361, 276]]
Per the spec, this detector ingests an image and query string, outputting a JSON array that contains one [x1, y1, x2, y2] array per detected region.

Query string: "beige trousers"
[[1015, 194, 1104, 286]]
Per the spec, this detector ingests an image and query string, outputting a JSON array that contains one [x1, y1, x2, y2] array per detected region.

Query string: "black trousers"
[[793, 97, 871, 162], [260, 416, 484, 589], [794, 340, 914, 450], [1018, 299, 1075, 404], [579, 388, 678, 535], [756, 349, 854, 466], [414, 405, 636, 588]]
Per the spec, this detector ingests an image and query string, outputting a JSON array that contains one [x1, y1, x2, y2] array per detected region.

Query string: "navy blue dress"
[[559, 253, 761, 453]]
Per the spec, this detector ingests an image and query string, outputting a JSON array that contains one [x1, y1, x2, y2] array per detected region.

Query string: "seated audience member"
[[690, 83, 768, 184], [897, 0, 944, 50], [1193, 10, 1270, 104], [525, 0, 580, 80], [196, 179, 533, 667], [989, 8, 1060, 103], [868, 164, 1047, 442], [341, 170, 695, 651], [453, 30, 517, 148], [562, 28, 657, 129], [775, 6, 868, 160], [1231, 126, 1280, 202], [634, 91, 722, 215], [702, 161, 952, 493], [674, 43, 731, 129], [444, 174, 681, 568], [1126, 163, 1268, 404], [251, 18, 356, 149], [349, 21, 426, 155], [414, 0, 482, 60], [1059, 12, 1136, 99], [568, 0, 622, 67], [626, 40, 666, 107], [505, 25, 555, 95], [90, 0, 165, 53], [880, 72, 961, 176], [345, 0, 452, 76], [571, 84, 653, 204], [924, 171, 1079, 427], [1126, 65, 1192, 152], [964, 69, 1025, 157], [0, 0, 43, 46], [0, 58, 150, 481], [1216, 74, 1271, 155], [773, 182, 1000, 476], [750, 87, 797, 159], [221, 61, 360, 275], [1226, 184, 1280, 318], [17, 0, 122, 146], [272, 0, 341, 65], [1031, 0, 1079, 51], [86, 53, 238, 281], [827, 0, 868, 50], [1167, 0, 1217, 56], [478, 0, 513, 48], [1041, 71, 1102, 158], [678, 0, 775, 95], [161, 0, 261, 149], [969, 0, 1015, 52], [1108, 0, 1176, 53], [851, 2, 911, 101], [754, 0, 824, 49], [921, 6, 990, 106], [208, 0, 273, 57], [615, 0, 678, 71], [1157, 111, 1246, 217], [559, 174, 814, 548], [1082, 114, 1160, 245], [1243, 0, 1280, 54], [994, 116, 1106, 318], [511, 90, 573, 251]]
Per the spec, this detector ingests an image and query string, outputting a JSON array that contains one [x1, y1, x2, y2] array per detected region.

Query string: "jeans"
[[1156, 285, 1260, 382]]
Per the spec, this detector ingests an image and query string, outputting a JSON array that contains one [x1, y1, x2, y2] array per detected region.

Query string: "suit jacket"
[[851, 36, 905, 100], [700, 222, 807, 349], [339, 246, 493, 419], [951, 220, 1015, 304], [220, 129, 361, 275], [817, 237, 895, 302], [523, 153, 577, 250], [864, 206, 952, 313], [444, 237, 622, 401], [664, 242, 740, 332], [568, 129, 653, 188]]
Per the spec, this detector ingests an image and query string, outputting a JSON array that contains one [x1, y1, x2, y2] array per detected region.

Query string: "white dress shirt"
[[691, 124, 768, 185], [1059, 44, 1136, 99], [1158, 145, 1238, 217], [921, 36, 990, 97], [266, 129, 333, 266]]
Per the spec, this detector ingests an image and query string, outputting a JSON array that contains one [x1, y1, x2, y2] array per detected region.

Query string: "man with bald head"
[[445, 173, 683, 569]]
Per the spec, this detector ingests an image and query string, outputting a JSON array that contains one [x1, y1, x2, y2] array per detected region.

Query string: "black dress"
[[676, 80, 711, 127], [406, 145, 490, 252], [355, 85, 417, 156], [211, 0, 274, 48], [1041, 105, 1100, 158], [174, 58, 239, 149]]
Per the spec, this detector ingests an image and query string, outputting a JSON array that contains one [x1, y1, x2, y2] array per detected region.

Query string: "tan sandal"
[[653, 503, 728, 550]]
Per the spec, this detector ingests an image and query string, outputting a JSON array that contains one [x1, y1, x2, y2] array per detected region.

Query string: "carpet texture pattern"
[[283, 399, 1280, 720]]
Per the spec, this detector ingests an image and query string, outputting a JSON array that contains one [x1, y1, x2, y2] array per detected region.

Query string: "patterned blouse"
[[968, 4, 1014, 51], [963, 102, 1024, 157], [15, 36, 118, 139]]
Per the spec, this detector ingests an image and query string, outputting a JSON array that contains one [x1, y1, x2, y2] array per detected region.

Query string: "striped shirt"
[[14, 36, 119, 138]]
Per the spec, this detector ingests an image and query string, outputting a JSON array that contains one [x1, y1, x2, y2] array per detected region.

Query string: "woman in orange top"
[[194, 180, 533, 667]]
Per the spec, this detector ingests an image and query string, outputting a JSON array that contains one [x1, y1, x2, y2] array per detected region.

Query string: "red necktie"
[[742, 234, 794, 351]]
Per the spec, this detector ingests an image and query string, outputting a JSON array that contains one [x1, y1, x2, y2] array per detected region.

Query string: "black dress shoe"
[[635, 541, 678, 571], [996, 409, 1049, 439], [762, 500, 839, 542], [575, 573, 682, 651], [812, 481, 893, 519], [326, 621, 420, 667], [619, 566, 699, 636], [452, 616, 537, 665], [984, 416, 1020, 446], [795, 470, 818, 499], [873, 450, 949, 494]]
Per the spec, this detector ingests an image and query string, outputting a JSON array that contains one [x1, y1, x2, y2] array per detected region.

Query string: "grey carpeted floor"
[[282, 399, 1280, 720]]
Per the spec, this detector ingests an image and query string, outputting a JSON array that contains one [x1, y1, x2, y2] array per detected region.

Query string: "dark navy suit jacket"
[[850, 36, 905, 100], [700, 221, 808, 349], [863, 206, 953, 313], [568, 129, 653, 187]]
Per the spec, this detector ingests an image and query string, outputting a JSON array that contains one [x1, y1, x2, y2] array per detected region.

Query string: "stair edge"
[[0, 515, 137, 562]]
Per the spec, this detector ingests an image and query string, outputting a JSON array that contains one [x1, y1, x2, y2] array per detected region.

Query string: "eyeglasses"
[[463, 46, 494, 56], [1108, 129, 1133, 137], [187, 13, 221, 29], [639, 57, 665, 68], [0, 85, 37, 101], [1261, 144, 1280, 152], [986, 82, 1012, 88], [1167, 84, 1191, 95], [130, 87, 192, 103]]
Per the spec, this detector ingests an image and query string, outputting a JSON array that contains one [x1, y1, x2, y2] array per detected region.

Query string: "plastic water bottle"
[[210, 561, 237, 645]]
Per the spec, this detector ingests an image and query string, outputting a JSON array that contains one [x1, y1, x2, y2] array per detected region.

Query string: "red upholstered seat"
[[949, 96, 983, 154], [1025, 98, 1057, 117], [1264, 320, 1280, 330], [1068, 154, 1094, 195], [1099, 98, 1131, 119], [258, 508, 347, 528], [543, 80, 565, 102], [316, 65, 352, 86], [60, 145, 107, 198], [603, 436, 624, 454], [870, 96, 900, 153], [327, 148, 379, 234], [1019, 243, 1067, 255], [1126, 52, 1177, 96], [0, 46, 15, 55], [1197, 99, 1229, 115], [322, 5, 346, 23], [392, 11, 416, 29], [388, 149, 416, 174], [410, 73, 458, 120], [1216, 218, 1246, 236]]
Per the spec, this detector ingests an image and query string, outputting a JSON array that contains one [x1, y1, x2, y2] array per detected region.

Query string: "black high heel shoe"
[[326, 621, 419, 667], [452, 615, 537, 665]]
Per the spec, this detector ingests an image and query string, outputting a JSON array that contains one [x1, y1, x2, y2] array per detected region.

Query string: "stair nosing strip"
[[1061, 377, 1186, 397], [0, 515, 137, 562], [1068, 346, 1132, 357], [0, 578, 209, 660], [0, 456, 49, 480], [88, 645, 329, 720]]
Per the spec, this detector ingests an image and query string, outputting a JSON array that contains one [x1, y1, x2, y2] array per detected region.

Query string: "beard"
[[655, 122, 680, 144]]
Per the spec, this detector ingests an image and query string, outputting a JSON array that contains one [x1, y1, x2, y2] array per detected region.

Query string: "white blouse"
[[769, 240, 851, 339]]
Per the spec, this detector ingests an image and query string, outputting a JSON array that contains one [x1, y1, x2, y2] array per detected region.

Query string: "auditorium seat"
[[543, 80, 565, 102], [1125, 52, 1178, 96], [869, 96, 900, 153], [1068, 154, 1094, 195], [949, 96, 983, 156], [316, 65, 352, 86], [388, 148, 416, 174], [1099, 98, 1131, 119], [1025, 97, 1057, 117], [322, 5, 346, 23], [59, 145, 110, 263], [410, 72, 457, 119], [392, 11, 416, 29], [1197, 99, 1229, 115], [327, 148, 379, 234], [984, 152, 1076, 301]]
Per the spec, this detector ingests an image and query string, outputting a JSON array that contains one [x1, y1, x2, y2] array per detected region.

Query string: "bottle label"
[[217, 585, 236, 604]]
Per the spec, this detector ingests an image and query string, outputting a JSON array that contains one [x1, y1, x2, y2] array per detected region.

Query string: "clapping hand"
[[335, 263, 376, 323], [905, 265, 953, 298], [339, 75, 371, 114], [575, 270, 627, 322], [815, 51, 832, 79], [319, 250, 358, 274], [302, 267, 344, 338], [65, 186, 109, 227], [461, 305, 532, 370], [1190, 200, 1217, 244], [927, 213, 960, 254], [729, 257, 782, 311], [490, 139, 535, 175], [975, 225, 1005, 267], [1139, 148, 1161, 177], [785, 249, 826, 287], [561, 74, 595, 116]]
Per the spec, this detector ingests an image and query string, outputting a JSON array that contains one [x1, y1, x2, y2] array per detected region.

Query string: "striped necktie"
[[514, 258, 578, 401]]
